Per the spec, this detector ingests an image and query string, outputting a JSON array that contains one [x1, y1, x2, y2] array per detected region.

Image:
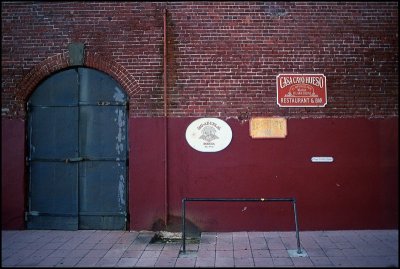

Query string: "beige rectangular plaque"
[[250, 117, 287, 138]]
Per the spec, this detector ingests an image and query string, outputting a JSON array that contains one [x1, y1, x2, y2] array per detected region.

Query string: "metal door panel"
[[79, 68, 127, 105], [78, 161, 126, 230], [79, 106, 127, 159], [29, 107, 78, 160], [28, 162, 78, 230], [29, 69, 78, 106]]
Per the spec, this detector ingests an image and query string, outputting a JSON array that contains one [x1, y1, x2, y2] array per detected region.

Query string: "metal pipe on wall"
[[163, 8, 168, 227]]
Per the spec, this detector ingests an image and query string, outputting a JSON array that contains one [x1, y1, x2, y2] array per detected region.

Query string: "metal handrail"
[[181, 197, 302, 254]]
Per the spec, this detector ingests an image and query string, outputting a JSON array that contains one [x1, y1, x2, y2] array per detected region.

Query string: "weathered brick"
[[1, 2, 398, 118]]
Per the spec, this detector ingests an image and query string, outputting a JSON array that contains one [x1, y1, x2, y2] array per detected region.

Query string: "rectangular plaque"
[[250, 117, 287, 138], [277, 74, 327, 107]]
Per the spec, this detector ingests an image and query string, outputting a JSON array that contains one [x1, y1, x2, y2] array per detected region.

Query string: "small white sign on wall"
[[185, 118, 232, 152]]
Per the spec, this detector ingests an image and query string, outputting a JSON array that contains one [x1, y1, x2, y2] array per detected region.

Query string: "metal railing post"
[[292, 198, 302, 254], [181, 198, 186, 253]]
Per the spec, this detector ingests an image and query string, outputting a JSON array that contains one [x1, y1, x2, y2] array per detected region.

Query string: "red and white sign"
[[276, 74, 327, 107]]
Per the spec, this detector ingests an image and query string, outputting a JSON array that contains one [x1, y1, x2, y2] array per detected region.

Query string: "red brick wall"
[[1, 2, 398, 118]]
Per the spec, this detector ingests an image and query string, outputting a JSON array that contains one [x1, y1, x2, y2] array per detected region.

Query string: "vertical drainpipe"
[[163, 8, 169, 227]]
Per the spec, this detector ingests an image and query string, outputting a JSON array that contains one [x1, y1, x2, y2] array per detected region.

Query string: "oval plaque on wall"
[[185, 118, 232, 152]]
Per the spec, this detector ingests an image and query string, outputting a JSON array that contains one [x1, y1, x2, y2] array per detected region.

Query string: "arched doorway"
[[26, 67, 128, 230]]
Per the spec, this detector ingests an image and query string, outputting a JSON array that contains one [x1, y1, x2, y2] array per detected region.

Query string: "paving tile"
[[195, 257, 215, 267], [1, 248, 18, 260], [233, 243, 251, 250], [23, 241, 47, 250], [16, 255, 44, 266], [75, 256, 101, 267], [272, 257, 294, 267], [37, 256, 63, 267], [335, 241, 353, 249], [234, 249, 252, 258], [198, 242, 216, 251], [270, 249, 290, 258], [234, 257, 254, 267], [141, 250, 161, 258], [324, 247, 345, 257], [299, 235, 319, 246], [116, 257, 138, 267], [327, 235, 349, 243], [291, 257, 314, 267], [112, 243, 130, 250], [95, 257, 120, 267], [104, 248, 126, 258], [328, 256, 354, 267], [303, 247, 326, 257], [163, 243, 182, 251], [159, 249, 180, 258], [135, 257, 158, 267], [10, 248, 38, 258], [146, 243, 165, 250], [215, 257, 234, 267], [183, 243, 199, 251], [197, 250, 216, 258], [51, 236, 73, 243], [175, 257, 196, 267], [216, 250, 234, 258], [250, 242, 268, 250], [55, 257, 80, 267], [264, 231, 282, 238], [254, 257, 274, 267], [48, 248, 72, 258], [66, 248, 90, 258], [2, 256, 25, 266], [310, 256, 334, 266], [248, 232, 264, 238], [30, 248, 55, 259], [216, 242, 233, 250], [40, 242, 64, 250], [58, 241, 81, 250], [341, 247, 363, 257], [7, 242, 31, 250], [117, 231, 139, 244], [127, 243, 147, 251], [85, 249, 109, 258], [267, 241, 286, 250], [121, 249, 143, 258], [252, 249, 271, 258], [93, 242, 114, 250], [281, 237, 299, 249], [155, 257, 177, 267], [76, 242, 97, 250]]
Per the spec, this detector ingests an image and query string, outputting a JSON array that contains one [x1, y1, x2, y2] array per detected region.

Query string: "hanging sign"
[[277, 74, 327, 107], [185, 118, 232, 152]]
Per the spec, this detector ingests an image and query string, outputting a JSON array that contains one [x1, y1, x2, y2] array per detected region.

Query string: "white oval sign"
[[185, 118, 232, 152]]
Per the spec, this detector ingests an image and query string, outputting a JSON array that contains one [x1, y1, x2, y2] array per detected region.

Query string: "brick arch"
[[16, 50, 141, 114]]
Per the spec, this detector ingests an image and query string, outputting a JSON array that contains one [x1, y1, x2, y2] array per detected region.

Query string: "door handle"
[[65, 157, 83, 163]]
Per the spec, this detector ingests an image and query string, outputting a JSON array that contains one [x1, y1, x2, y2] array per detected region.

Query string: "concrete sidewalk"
[[1, 229, 398, 267]]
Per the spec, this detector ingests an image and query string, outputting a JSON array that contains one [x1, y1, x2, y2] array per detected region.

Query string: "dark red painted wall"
[[2, 118, 398, 231], [1, 119, 25, 229], [129, 117, 398, 231]]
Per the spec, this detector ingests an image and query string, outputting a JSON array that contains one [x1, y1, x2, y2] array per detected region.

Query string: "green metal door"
[[27, 68, 128, 230]]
